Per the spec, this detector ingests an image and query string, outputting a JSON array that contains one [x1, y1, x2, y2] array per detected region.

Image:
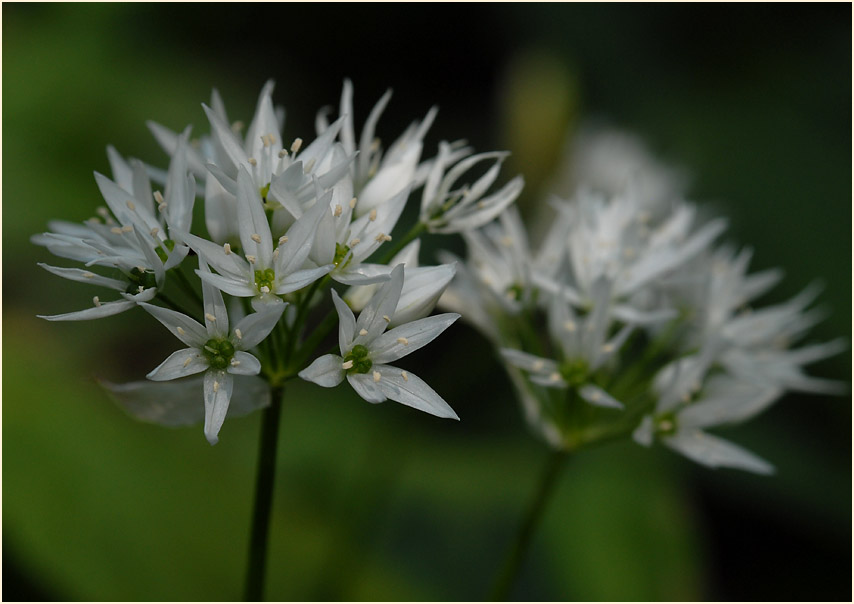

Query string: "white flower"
[[420, 142, 524, 234], [299, 265, 460, 419], [182, 166, 333, 308], [140, 262, 284, 444]]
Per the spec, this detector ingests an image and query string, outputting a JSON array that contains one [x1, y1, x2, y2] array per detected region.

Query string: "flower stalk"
[[244, 385, 285, 602]]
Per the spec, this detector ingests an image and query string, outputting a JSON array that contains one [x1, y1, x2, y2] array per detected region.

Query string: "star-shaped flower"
[[299, 265, 460, 419]]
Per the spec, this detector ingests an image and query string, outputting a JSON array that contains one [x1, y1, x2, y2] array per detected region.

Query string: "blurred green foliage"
[[4, 3, 850, 601]]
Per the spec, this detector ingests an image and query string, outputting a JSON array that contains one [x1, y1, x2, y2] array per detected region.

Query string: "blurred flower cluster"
[[33, 80, 522, 444], [440, 126, 845, 473]]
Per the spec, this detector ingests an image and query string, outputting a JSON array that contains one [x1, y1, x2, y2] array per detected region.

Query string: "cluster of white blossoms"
[[439, 126, 844, 473], [34, 80, 522, 444]]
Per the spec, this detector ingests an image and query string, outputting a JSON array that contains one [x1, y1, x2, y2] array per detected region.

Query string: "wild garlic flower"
[[33, 137, 195, 320], [182, 166, 333, 308], [141, 262, 284, 444], [299, 265, 460, 419]]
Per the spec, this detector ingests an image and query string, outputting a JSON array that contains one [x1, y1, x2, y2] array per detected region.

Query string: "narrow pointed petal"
[[182, 231, 250, 281], [373, 364, 459, 419], [299, 354, 346, 387], [233, 303, 286, 349], [38, 263, 126, 291], [274, 265, 334, 295], [227, 351, 262, 376], [347, 372, 386, 403], [147, 347, 208, 381], [330, 289, 356, 353], [664, 430, 775, 475], [499, 348, 560, 375], [391, 264, 457, 326], [354, 264, 404, 344], [274, 190, 331, 276], [38, 299, 137, 321], [579, 384, 623, 409], [236, 166, 273, 268], [199, 259, 229, 337], [139, 302, 208, 347], [196, 269, 256, 298], [371, 313, 460, 363], [204, 370, 234, 445]]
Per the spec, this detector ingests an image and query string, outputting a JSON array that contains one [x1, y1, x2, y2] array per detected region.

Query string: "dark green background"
[[4, 4, 850, 601]]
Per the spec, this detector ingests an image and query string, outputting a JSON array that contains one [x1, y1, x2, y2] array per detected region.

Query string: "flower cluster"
[[33, 80, 522, 443], [440, 127, 844, 473]]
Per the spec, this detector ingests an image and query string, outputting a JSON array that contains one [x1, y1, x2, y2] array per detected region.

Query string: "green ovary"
[[155, 239, 176, 263], [203, 338, 235, 370], [560, 358, 589, 388], [125, 267, 157, 294], [254, 268, 276, 291], [344, 344, 372, 374]]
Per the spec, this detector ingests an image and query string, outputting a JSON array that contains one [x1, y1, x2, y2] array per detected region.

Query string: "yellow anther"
[[290, 138, 303, 153], [205, 313, 217, 322], [248, 158, 258, 166], [246, 255, 257, 264], [382, 315, 391, 323], [278, 236, 289, 245], [333, 205, 343, 217], [223, 243, 232, 255], [349, 197, 357, 209], [150, 227, 160, 237], [349, 238, 361, 247], [183, 357, 192, 368], [213, 380, 220, 393], [93, 296, 101, 307], [372, 371, 381, 383], [342, 360, 354, 370], [369, 209, 377, 222], [359, 329, 368, 336], [397, 337, 409, 345], [250, 233, 262, 243], [177, 327, 186, 335], [234, 329, 243, 339], [121, 225, 133, 233], [126, 200, 136, 211], [400, 371, 409, 382], [374, 233, 392, 243], [153, 191, 164, 204], [110, 227, 123, 235]]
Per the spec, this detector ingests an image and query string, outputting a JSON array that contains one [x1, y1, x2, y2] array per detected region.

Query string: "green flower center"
[[125, 266, 157, 294], [259, 182, 271, 202], [333, 242, 350, 267], [655, 412, 678, 437], [154, 238, 177, 263], [559, 358, 589, 388], [254, 268, 276, 291], [344, 344, 372, 374], [203, 338, 235, 370]]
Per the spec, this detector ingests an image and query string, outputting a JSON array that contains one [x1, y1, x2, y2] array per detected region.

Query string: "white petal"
[[147, 348, 208, 381], [38, 263, 126, 291], [353, 264, 404, 344], [204, 370, 234, 445], [227, 351, 262, 376], [347, 372, 386, 403], [38, 299, 137, 321], [233, 304, 286, 349], [139, 302, 208, 347], [199, 259, 229, 337], [578, 384, 623, 409], [299, 354, 346, 387], [182, 231, 250, 281], [196, 269, 256, 298], [499, 348, 559, 375], [331, 289, 356, 353], [391, 264, 457, 326], [274, 191, 332, 276], [274, 265, 334, 295], [371, 313, 460, 364], [664, 429, 774, 475], [236, 166, 273, 268], [373, 364, 459, 419]]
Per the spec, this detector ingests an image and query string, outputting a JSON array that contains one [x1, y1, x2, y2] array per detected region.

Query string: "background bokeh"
[[4, 3, 851, 601]]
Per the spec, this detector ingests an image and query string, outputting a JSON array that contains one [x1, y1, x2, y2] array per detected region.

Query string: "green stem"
[[489, 449, 568, 601], [155, 292, 191, 315], [244, 385, 285, 601]]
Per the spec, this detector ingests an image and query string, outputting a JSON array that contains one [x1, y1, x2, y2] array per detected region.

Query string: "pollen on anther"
[[397, 337, 409, 345], [372, 371, 381, 383], [382, 315, 391, 323], [374, 233, 392, 243], [234, 329, 243, 339], [278, 236, 289, 245], [549, 372, 562, 383], [246, 255, 257, 264], [93, 296, 101, 307], [369, 209, 377, 222], [290, 138, 303, 153], [349, 197, 357, 209], [96, 207, 110, 217], [150, 227, 160, 237], [349, 238, 361, 247], [205, 313, 217, 322], [333, 204, 343, 217], [126, 200, 136, 211], [213, 380, 220, 393], [177, 327, 186, 335], [110, 227, 123, 235], [359, 329, 368, 336], [248, 158, 258, 167], [158, 203, 167, 213], [260, 286, 270, 294], [223, 243, 232, 254], [272, 249, 280, 259], [82, 272, 95, 279], [250, 233, 262, 243], [278, 149, 288, 158], [401, 371, 409, 381], [231, 359, 241, 367], [137, 286, 144, 293], [532, 359, 545, 371], [342, 360, 354, 370], [183, 357, 192, 368], [153, 191, 164, 204], [122, 225, 133, 233]]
